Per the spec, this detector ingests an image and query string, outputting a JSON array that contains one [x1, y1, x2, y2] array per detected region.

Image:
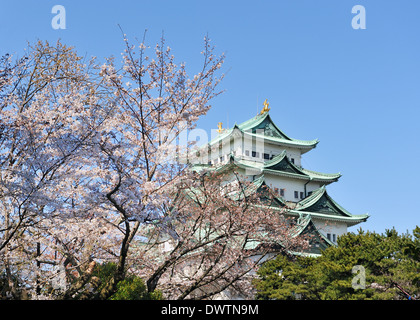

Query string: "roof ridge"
[[236, 112, 268, 130], [302, 167, 341, 178], [263, 150, 287, 167], [264, 150, 308, 177], [294, 186, 367, 220], [295, 186, 326, 209]]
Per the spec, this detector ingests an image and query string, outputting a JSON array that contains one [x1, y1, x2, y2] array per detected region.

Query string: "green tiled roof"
[[190, 163, 367, 226], [173, 169, 367, 256], [290, 213, 335, 254], [290, 186, 369, 225], [205, 151, 341, 183], [208, 112, 319, 149], [243, 213, 334, 255], [218, 174, 287, 208]]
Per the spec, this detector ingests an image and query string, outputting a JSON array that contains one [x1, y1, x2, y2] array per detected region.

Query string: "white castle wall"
[[312, 219, 348, 244]]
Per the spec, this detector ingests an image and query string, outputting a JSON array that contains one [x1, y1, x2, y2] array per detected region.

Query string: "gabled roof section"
[[237, 112, 291, 140], [290, 214, 335, 255], [293, 186, 369, 224], [228, 175, 287, 208], [190, 154, 341, 184], [295, 186, 350, 217], [263, 150, 306, 175], [240, 113, 318, 148], [207, 112, 319, 150], [243, 213, 334, 255], [223, 152, 341, 183], [233, 175, 265, 200], [184, 167, 287, 208]]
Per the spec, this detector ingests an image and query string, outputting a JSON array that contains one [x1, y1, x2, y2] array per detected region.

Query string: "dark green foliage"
[[111, 276, 162, 300], [254, 227, 420, 300], [92, 262, 162, 300]]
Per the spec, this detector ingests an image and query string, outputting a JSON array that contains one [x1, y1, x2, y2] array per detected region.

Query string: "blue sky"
[[1, 0, 419, 235]]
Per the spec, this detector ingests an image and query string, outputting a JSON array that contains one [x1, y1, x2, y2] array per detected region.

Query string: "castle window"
[[252, 151, 259, 158], [333, 234, 336, 242], [300, 192, 304, 199], [263, 153, 270, 160], [327, 233, 331, 241], [294, 191, 299, 199], [245, 150, 249, 156], [280, 188, 285, 197], [274, 187, 279, 195], [291, 158, 295, 164]]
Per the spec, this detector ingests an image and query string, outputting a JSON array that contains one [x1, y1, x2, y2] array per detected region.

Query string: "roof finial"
[[260, 99, 270, 115], [217, 122, 224, 134]]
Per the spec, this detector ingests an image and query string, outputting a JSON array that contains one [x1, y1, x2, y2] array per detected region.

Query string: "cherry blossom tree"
[[0, 40, 105, 298], [1, 36, 308, 300], [130, 169, 310, 300], [70, 32, 226, 299], [0, 34, 224, 299]]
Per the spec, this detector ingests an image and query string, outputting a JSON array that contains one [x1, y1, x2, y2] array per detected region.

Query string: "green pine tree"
[[254, 227, 420, 300]]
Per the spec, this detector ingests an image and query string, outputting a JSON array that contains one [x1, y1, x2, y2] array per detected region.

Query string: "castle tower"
[[190, 101, 369, 255]]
